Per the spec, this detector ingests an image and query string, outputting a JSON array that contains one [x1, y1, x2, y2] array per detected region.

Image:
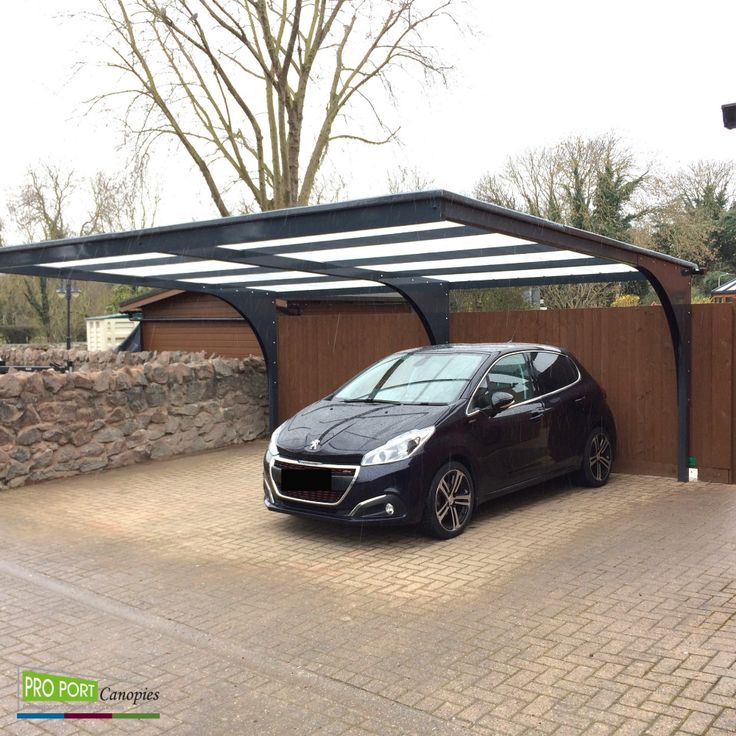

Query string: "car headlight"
[[361, 426, 435, 466], [268, 423, 285, 456]]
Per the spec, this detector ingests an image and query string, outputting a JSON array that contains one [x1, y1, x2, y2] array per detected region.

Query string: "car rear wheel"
[[421, 462, 475, 539], [577, 428, 613, 487]]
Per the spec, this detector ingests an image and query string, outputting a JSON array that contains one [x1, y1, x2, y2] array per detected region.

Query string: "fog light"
[[385, 503, 395, 516]]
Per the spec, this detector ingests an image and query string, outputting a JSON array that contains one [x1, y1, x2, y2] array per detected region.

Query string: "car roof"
[[406, 342, 564, 355]]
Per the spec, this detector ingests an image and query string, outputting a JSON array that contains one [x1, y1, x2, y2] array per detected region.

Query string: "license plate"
[[281, 467, 332, 493]]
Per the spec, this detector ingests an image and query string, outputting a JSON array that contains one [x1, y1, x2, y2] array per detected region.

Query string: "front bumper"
[[263, 449, 429, 525]]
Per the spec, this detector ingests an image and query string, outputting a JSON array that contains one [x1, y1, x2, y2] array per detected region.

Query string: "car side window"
[[471, 353, 534, 409], [530, 352, 579, 396]]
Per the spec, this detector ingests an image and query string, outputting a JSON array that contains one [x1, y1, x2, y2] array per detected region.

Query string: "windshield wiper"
[[341, 398, 400, 404], [341, 398, 442, 406]]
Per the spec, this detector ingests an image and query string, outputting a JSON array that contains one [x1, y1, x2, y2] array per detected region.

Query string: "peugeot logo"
[[307, 439, 320, 451]]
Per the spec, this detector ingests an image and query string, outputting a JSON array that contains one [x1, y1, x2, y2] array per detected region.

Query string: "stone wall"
[[0, 346, 222, 369], [0, 351, 268, 489]]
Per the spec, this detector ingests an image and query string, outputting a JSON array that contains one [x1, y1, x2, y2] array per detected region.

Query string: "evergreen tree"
[[591, 159, 646, 241], [652, 161, 735, 269], [474, 134, 650, 307], [713, 206, 736, 271]]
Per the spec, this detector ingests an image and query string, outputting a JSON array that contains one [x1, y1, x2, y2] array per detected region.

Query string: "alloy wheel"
[[589, 432, 612, 482], [435, 468, 473, 532]]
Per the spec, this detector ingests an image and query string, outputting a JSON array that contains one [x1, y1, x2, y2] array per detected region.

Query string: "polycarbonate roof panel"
[[281, 233, 531, 262], [44, 252, 178, 269], [435, 264, 637, 282], [181, 270, 330, 285], [712, 277, 736, 294], [0, 190, 699, 298], [220, 221, 463, 250], [361, 250, 592, 273], [250, 279, 383, 292], [97, 260, 257, 277]]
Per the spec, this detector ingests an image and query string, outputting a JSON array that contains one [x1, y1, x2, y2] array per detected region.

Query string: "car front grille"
[[281, 488, 343, 504], [277, 447, 364, 466], [271, 458, 357, 506]]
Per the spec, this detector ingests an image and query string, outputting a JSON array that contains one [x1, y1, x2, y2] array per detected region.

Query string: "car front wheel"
[[577, 428, 613, 487], [421, 462, 475, 539]]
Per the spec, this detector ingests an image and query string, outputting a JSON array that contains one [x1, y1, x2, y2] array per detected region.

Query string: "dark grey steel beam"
[[209, 224, 482, 257], [0, 236, 183, 269], [440, 194, 701, 274], [353, 257, 614, 279], [144, 245, 452, 345], [331, 242, 568, 269], [0, 264, 198, 293], [635, 258, 693, 483], [276, 271, 644, 298], [56, 255, 199, 273], [388, 281, 449, 344], [212, 290, 279, 431], [150, 244, 443, 287], [0, 191, 447, 269]]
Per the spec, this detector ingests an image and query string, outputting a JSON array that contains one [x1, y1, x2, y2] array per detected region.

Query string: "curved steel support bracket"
[[383, 280, 450, 345], [210, 282, 450, 430], [208, 289, 279, 432], [637, 257, 692, 482]]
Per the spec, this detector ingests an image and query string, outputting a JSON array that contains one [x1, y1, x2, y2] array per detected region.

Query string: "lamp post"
[[55, 280, 81, 350]]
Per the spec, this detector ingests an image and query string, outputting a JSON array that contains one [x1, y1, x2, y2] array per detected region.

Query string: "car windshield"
[[333, 352, 486, 405]]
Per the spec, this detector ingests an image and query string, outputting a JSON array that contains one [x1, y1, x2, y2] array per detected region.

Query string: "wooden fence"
[[277, 303, 736, 483]]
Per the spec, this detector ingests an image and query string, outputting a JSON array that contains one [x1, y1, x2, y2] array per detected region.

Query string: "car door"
[[467, 352, 547, 495], [529, 351, 587, 473]]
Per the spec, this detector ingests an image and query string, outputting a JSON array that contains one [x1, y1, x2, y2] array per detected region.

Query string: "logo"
[[17, 669, 160, 721], [22, 671, 98, 702], [307, 439, 320, 451]]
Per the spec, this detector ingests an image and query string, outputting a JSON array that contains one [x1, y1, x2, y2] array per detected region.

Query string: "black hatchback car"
[[263, 344, 616, 538]]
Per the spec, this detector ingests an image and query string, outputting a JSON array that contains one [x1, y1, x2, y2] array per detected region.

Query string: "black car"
[[263, 343, 616, 538]]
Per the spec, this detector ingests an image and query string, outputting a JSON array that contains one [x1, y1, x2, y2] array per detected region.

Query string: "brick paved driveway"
[[1, 441, 736, 735]]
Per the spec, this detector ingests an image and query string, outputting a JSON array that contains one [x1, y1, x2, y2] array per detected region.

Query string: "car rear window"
[[530, 352, 579, 395]]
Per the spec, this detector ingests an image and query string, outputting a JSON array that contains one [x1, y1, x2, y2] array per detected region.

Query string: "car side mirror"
[[472, 388, 492, 412], [491, 391, 515, 412]]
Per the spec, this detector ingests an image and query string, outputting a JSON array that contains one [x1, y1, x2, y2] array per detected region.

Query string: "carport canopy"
[[0, 190, 701, 480]]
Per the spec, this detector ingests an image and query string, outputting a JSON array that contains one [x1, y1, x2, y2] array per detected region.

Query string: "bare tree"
[[92, 0, 458, 215], [540, 283, 618, 310], [651, 160, 736, 268], [475, 134, 648, 227], [4, 162, 158, 341], [475, 134, 651, 308], [82, 156, 160, 235], [673, 160, 735, 214], [6, 167, 75, 338], [386, 165, 434, 194], [9, 166, 74, 243]]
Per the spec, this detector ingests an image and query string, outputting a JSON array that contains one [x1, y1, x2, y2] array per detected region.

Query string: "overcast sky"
[[1, 0, 734, 242]]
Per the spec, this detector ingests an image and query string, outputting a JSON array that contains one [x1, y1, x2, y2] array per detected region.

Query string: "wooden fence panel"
[[277, 311, 428, 421], [277, 304, 736, 482], [452, 307, 677, 477], [691, 304, 733, 482]]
